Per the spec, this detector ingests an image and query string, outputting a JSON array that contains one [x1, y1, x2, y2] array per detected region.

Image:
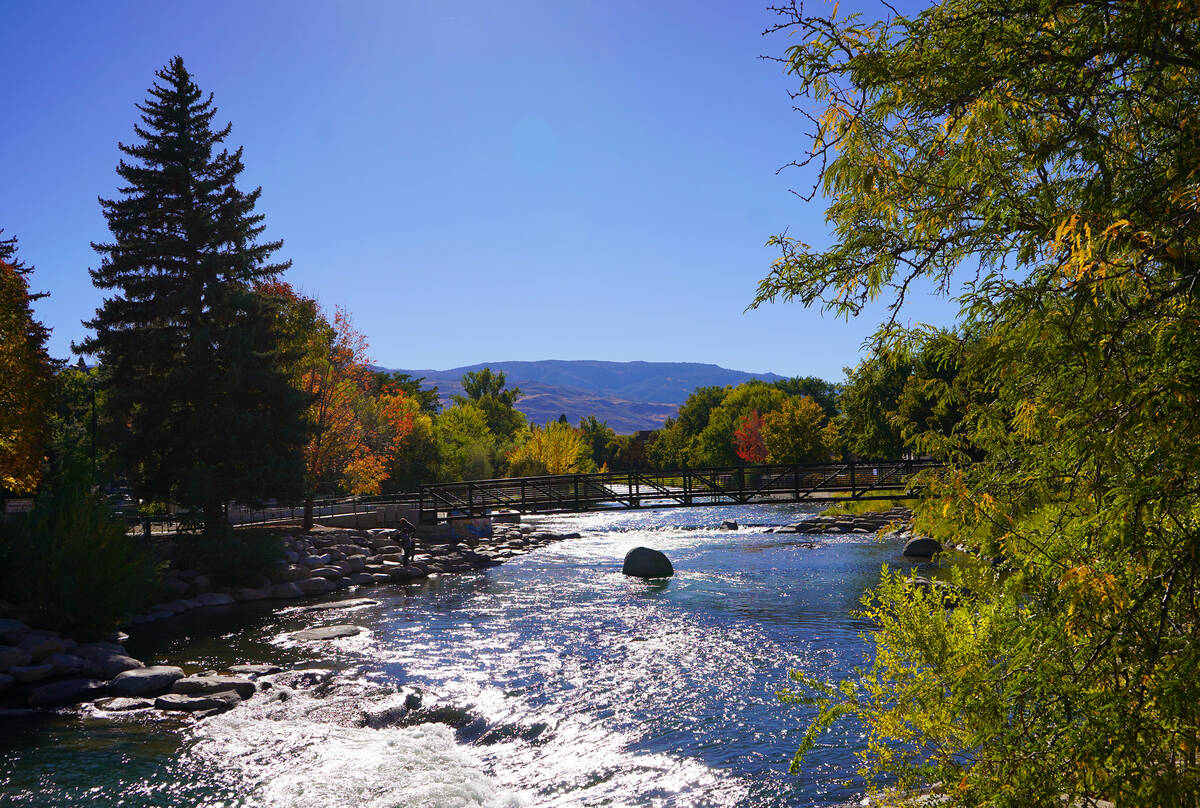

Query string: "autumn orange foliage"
[[259, 282, 418, 519]]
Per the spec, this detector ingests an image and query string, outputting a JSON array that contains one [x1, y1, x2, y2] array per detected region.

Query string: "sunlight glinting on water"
[[2, 502, 927, 807]]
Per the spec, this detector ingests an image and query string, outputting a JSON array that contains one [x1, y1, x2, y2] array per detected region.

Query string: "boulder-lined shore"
[[0, 523, 580, 716], [768, 506, 914, 535]]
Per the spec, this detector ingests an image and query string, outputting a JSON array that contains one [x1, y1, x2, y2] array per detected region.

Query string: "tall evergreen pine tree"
[[80, 57, 305, 533]]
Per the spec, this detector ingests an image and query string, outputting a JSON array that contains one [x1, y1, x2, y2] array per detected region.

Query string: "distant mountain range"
[[380, 360, 786, 433]]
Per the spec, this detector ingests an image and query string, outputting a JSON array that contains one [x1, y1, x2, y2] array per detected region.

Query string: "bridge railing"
[[417, 459, 943, 523]]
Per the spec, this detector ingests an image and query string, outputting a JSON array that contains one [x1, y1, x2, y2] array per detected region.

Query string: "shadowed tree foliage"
[[79, 58, 305, 533], [761, 1, 1200, 804], [771, 376, 839, 419]]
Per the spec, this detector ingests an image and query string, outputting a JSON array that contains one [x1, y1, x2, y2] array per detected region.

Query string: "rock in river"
[[155, 691, 242, 714], [291, 625, 363, 641], [27, 678, 108, 707], [902, 536, 943, 558], [622, 547, 674, 579], [109, 665, 185, 697], [171, 675, 256, 700]]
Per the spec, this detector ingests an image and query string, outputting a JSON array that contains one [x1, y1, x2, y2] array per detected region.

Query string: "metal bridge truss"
[[417, 459, 941, 524]]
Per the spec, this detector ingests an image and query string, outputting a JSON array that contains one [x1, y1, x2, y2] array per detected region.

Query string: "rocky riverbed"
[[0, 522, 580, 718]]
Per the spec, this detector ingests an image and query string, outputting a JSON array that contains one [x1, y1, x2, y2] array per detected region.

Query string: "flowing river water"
[[0, 503, 933, 807]]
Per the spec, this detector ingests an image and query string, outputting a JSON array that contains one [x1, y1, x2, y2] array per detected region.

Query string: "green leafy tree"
[[761, 396, 836, 463], [46, 361, 116, 487], [79, 58, 305, 533], [760, 1, 1200, 805], [694, 382, 786, 466], [645, 419, 691, 470], [453, 367, 525, 444], [435, 402, 495, 481], [772, 376, 839, 419], [578, 415, 621, 470], [675, 385, 728, 439], [837, 351, 913, 459]]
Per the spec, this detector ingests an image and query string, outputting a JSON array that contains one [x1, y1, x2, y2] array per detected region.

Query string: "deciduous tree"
[[732, 410, 767, 464], [0, 236, 53, 494], [435, 402, 495, 481], [761, 1, 1200, 804], [454, 368, 525, 444], [508, 421, 595, 476], [263, 283, 418, 526], [761, 396, 834, 463]]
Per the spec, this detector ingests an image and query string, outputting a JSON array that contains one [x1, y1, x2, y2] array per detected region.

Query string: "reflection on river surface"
[[0, 503, 934, 807]]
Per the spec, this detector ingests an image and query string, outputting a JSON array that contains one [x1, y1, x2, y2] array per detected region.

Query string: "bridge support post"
[[849, 462, 856, 498]]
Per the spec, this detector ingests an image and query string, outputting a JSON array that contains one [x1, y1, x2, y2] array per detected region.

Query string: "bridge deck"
[[417, 459, 939, 524]]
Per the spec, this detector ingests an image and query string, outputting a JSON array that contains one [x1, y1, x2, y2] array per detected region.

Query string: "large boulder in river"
[[903, 536, 943, 558], [109, 665, 185, 697], [622, 547, 674, 579], [171, 675, 256, 700], [27, 677, 108, 707]]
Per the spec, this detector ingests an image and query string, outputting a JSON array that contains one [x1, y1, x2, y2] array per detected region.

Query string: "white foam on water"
[[191, 708, 525, 808]]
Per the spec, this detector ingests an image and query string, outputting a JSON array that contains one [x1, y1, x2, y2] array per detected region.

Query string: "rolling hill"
[[380, 360, 785, 433]]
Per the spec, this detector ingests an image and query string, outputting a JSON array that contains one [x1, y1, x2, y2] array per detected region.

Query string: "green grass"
[[819, 497, 912, 517]]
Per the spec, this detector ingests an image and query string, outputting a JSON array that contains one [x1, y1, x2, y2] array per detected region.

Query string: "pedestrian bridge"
[[417, 459, 941, 524]]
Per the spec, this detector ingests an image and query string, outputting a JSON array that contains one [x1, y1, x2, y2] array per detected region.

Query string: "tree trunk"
[[303, 497, 314, 531]]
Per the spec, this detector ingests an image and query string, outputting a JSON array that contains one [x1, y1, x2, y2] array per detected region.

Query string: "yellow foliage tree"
[[0, 252, 52, 494], [508, 422, 594, 476], [761, 395, 836, 463]]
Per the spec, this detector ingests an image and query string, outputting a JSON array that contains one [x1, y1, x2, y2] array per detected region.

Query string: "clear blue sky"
[[2, 0, 950, 380]]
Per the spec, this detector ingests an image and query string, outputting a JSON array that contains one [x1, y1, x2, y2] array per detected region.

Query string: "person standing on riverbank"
[[399, 518, 417, 566]]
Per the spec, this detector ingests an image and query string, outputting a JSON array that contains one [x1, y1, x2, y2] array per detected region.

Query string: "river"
[[0, 503, 930, 807]]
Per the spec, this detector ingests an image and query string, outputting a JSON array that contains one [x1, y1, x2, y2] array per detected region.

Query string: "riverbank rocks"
[[270, 582, 304, 599], [155, 691, 242, 714], [171, 675, 256, 700], [78, 643, 143, 679], [295, 577, 335, 596], [776, 507, 913, 535], [10, 664, 53, 684], [0, 523, 592, 715], [622, 547, 675, 579], [228, 663, 282, 677], [27, 677, 108, 707], [292, 625, 363, 641], [0, 619, 30, 644], [300, 598, 378, 613], [109, 666, 185, 697], [0, 646, 32, 669], [903, 536, 943, 558], [95, 696, 154, 712], [194, 593, 235, 607]]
